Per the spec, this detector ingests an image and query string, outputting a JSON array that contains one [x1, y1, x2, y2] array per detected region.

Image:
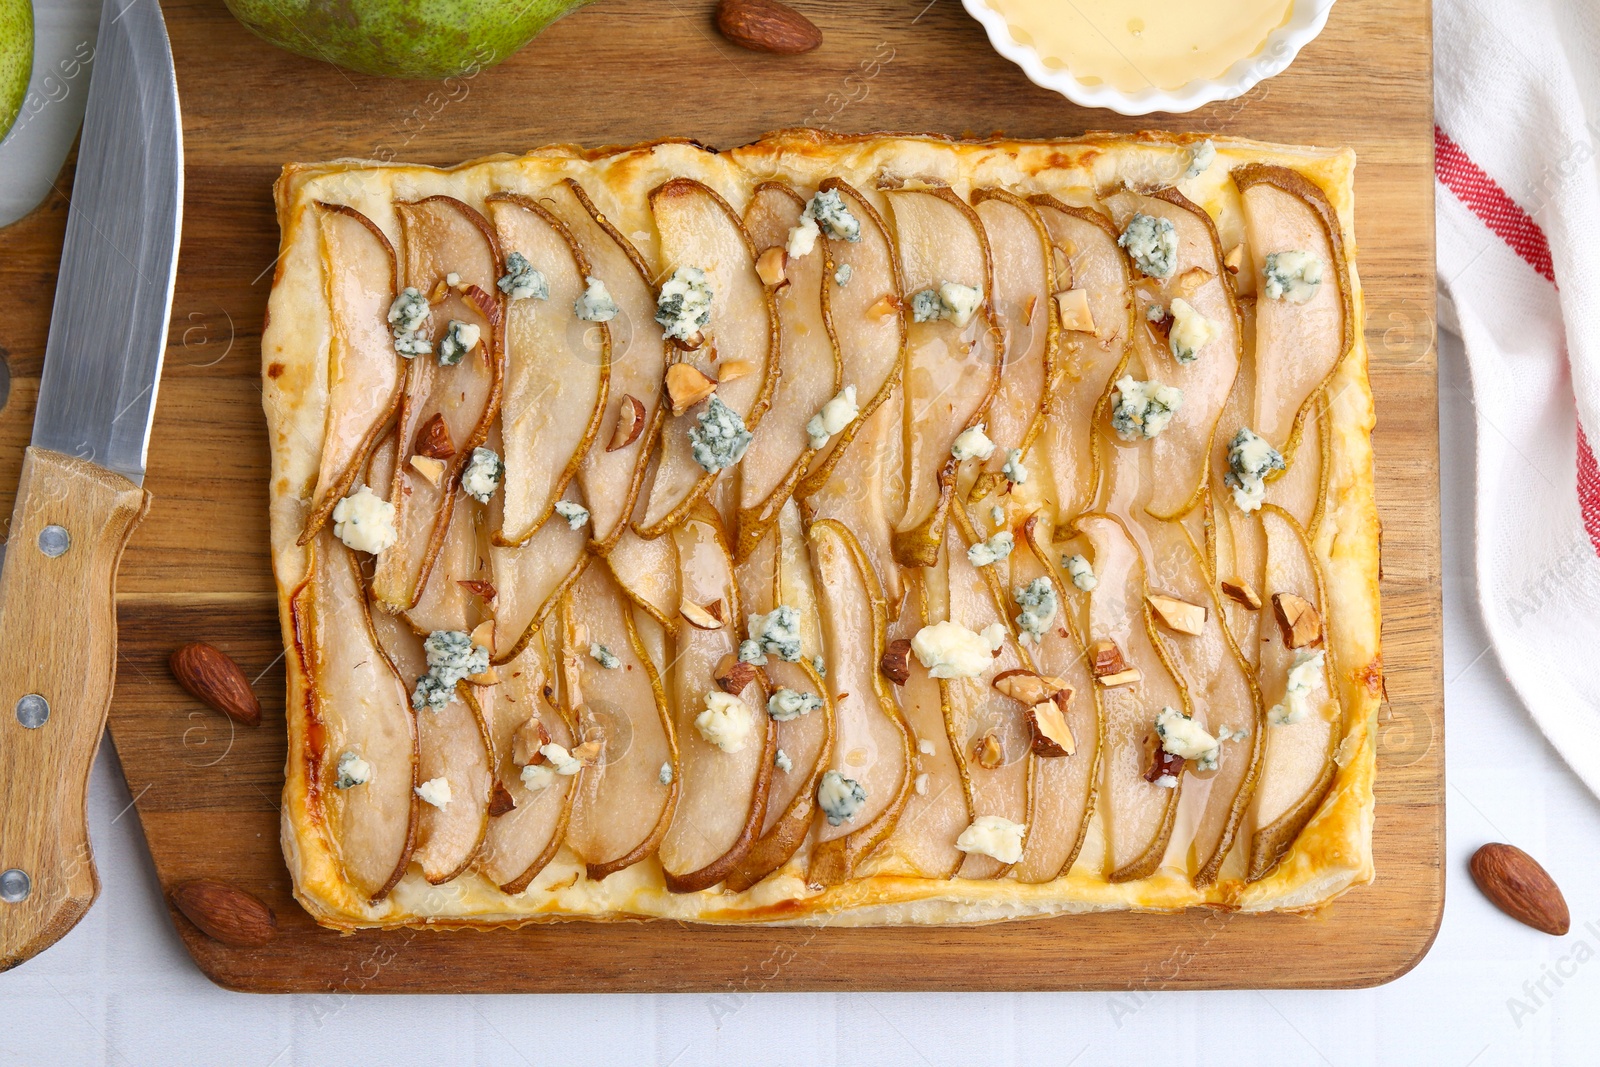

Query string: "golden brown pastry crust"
[[263, 130, 1378, 930]]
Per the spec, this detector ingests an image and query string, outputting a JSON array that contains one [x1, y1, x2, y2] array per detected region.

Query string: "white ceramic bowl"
[[960, 0, 1337, 116]]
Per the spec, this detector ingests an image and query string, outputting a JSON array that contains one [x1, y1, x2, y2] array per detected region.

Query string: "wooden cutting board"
[[0, 0, 1440, 991]]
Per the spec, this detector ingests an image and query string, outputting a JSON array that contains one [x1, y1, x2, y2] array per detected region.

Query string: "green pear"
[[0, 0, 31, 141], [223, 0, 597, 80]]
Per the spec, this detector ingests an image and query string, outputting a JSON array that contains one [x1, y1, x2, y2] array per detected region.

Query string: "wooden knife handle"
[[0, 447, 149, 971]]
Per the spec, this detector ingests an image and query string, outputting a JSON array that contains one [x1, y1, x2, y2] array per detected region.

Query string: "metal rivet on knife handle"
[[15, 694, 49, 729], [0, 868, 30, 903], [37, 525, 70, 558]]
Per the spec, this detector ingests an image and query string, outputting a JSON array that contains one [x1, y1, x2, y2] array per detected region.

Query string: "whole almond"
[[1470, 843, 1570, 935], [715, 0, 822, 54], [170, 879, 277, 947], [170, 642, 262, 727]]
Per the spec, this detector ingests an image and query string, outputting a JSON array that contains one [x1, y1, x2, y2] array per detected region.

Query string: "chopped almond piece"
[[993, 668, 1067, 707], [458, 579, 497, 602], [570, 740, 603, 765], [1028, 696, 1076, 757], [470, 620, 496, 657], [715, 656, 759, 695], [409, 454, 446, 486], [511, 717, 552, 765], [1223, 243, 1245, 275], [414, 412, 455, 459], [1090, 639, 1126, 677], [608, 394, 646, 452], [1054, 288, 1096, 333], [1097, 667, 1142, 688], [880, 639, 911, 685], [665, 363, 717, 416], [974, 732, 1004, 770], [1272, 592, 1323, 648], [1147, 593, 1207, 636], [755, 246, 788, 286], [1175, 266, 1213, 296], [679, 598, 725, 630], [1220, 578, 1262, 610], [488, 782, 516, 817], [868, 293, 902, 319], [717, 359, 755, 384]]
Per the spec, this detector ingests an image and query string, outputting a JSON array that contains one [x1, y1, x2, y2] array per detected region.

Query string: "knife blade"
[[0, 0, 181, 971]]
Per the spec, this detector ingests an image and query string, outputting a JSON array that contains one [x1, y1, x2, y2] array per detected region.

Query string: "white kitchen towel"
[[1435, 0, 1600, 796]]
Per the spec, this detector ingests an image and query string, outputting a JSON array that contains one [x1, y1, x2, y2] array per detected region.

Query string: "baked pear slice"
[[563, 562, 679, 880], [971, 189, 1057, 481], [476, 636, 577, 893], [1248, 503, 1341, 881], [486, 193, 610, 546], [1011, 516, 1101, 883], [1104, 187, 1242, 521], [1028, 198, 1133, 524], [606, 523, 680, 631], [637, 179, 779, 538], [299, 203, 404, 544], [872, 575, 968, 878], [658, 509, 776, 891], [1233, 165, 1354, 469], [886, 185, 1001, 567], [1138, 516, 1264, 886], [372, 196, 503, 612], [735, 182, 841, 561], [806, 518, 914, 886], [405, 466, 492, 636], [724, 517, 834, 891], [794, 178, 906, 500], [293, 533, 417, 902], [802, 389, 904, 610], [550, 179, 671, 552], [1073, 512, 1186, 883], [942, 511, 1034, 880]]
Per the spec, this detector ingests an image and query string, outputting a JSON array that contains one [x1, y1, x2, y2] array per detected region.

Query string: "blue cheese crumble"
[[497, 251, 549, 301], [951, 423, 996, 462], [742, 605, 802, 665], [805, 189, 862, 242], [817, 770, 867, 826], [774, 749, 794, 773], [388, 287, 432, 358], [696, 690, 755, 753], [1118, 213, 1178, 280], [1155, 707, 1219, 774], [1262, 250, 1324, 303], [335, 751, 372, 789], [806, 385, 859, 449], [574, 275, 619, 322], [910, 620, 1006, 679], [1166, 298, 1216, 364], [1223, 427, 1285, 513], [688, 395, 753, 473], [437, 319, 480, 366], [411, 629, 490, 711], [331, 483, 397, 554], [1269, 650, 1326, 726], [1063, 553, 1097, 591], [1184, 139, 1217, 179], [461, 446, 503, 504], [811, 654, 827, 677], [415, 777, 452, 809], [655, 266, 714, 343], [834, 263, 853, 287], [1110, 376, 1183, 440], [1013, 577, 1058, 646], [554, 500, 590, 530], [1001, 448, 1028, 484], [786, 215, 820, 258], [955, 815, 1025, 863], [967, 531, 1014, 568], [768, 687, 823, 721], [589, 642, 620, 669], [910, 282, 983, 328], [658, 761, 673, 786]]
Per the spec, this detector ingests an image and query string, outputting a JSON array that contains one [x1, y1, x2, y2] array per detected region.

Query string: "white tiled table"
[[2, 324, 1596, 1067]]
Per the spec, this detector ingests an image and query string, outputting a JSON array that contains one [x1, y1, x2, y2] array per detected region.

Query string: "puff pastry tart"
[[263, 130, 1382, 930]]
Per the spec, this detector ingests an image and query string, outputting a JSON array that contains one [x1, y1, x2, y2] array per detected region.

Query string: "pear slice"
[[405, 466, 492, 636], [411, 670, 494, 885], [734, 182, 842, 561], [942, 511, 1034, 879], [724, 520, 835, 891], [299, 204, 404, 545], [1233, 165, 1354, 468], [486, 193, 610, 546], [636, 179, 779, 538], [805, 519, 915, 885], [801, 388, 905, 609], [563, 563, 679, 880], [372, 196, 504, 612], [606, 524, 680, 631], [476, 636, 577, 892], [548, 179, 671, 552], [292, 533, 418, 902], [1248, 503, 1341, 881], [872, 574, 969, 878], [886, 185, 1001, 567], [1010, 516, 1101, 883], [1028, 198, 1133, 524], [1104, 188, 1242, 521], [1073, 512, 1186, 882], [1137, 516, 1264, 886], [658, 509, 776, 891], [795, 178, 907, 500], [971, 189, 1057, 477]]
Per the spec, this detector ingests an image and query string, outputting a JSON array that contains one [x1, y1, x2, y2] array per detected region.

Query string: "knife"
[[0, 0, 180, 970]]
